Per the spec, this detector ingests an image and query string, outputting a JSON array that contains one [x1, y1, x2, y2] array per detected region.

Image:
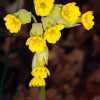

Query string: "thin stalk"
[[31, 14, 37, 23], [41, 87, 45, 100], [0, 53, 9, 94], [0, 33, 14, 38], [17, 0, 20, 10], [0, 38, 11, 99]]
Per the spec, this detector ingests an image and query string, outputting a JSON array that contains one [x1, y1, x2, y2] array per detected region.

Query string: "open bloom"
[[29, 77, 46, 87], [34, 0, 54, 16], [26, 36, 46, 53], [44, 24, 64, 44], [31, 66, 50, 78], [81, 11, 94, 30], [4, 14, 21, 33], [61, 2, 81, 24]]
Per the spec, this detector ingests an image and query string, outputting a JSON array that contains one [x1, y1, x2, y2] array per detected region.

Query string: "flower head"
[[81, 11, 94, 30], [61, 2, 81, 24], [26, 36, 46, 53], [31, 65, 50, 78], [4, 14, 21, 33], [34, 0, 54, 16], [44, 24, 64, 44], [29, 77, 46, 87]]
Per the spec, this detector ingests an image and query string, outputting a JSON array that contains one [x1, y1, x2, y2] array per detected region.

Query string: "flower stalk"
[[0, 38, 11, 99], [41, 87, 45, 100], [31, 14, 37, 23]]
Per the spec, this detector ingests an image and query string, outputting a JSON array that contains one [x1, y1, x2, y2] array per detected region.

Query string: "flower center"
[[64, 10, 69, 16], [51, 29, 55, 33], [40, 2, 46, 8]]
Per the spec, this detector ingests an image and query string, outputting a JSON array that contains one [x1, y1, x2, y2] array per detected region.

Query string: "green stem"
[[0, 54, 9, 94], [31, 14, 37, 23], [0, 34, 13, 38], [41, 87, 45, 100], [17, 0, 19, 10], [0, 38, 11, 99]]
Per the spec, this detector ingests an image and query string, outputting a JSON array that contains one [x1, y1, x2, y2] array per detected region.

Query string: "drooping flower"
[[4, 14, 21, 33], [61, 2, 81, 24], [26, 36, 46, 53], [31, 65, 50, 78], [81, 11, 94, 30], [44, 24, 64, 44], [29, 77, 46, 87], [34, 0, 54, 16]]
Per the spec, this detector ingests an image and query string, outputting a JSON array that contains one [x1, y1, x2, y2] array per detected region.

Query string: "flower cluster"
[[61, 2, 94, 30], [29, 62, 50, 87], [4, 0, 95, 88]]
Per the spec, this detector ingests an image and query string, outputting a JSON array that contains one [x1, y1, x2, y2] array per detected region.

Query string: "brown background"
[[0, 0, 100, 100]]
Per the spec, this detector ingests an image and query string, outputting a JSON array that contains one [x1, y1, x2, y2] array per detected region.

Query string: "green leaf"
[[30, 23, 43, 36]]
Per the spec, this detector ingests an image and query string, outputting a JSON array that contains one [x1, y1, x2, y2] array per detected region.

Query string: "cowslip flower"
[[61, 2, 81, 24], [34, 0, 54, 16], [4, 14, 21, 33], [81, 11, 94, 30], [29, 77, 46, 87], [26, 36, 46, 53], [44, 24, 64, 44], [31, 66, 50, 78]]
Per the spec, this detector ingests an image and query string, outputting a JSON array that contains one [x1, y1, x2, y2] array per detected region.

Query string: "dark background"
[[0, 0, 100, 100]]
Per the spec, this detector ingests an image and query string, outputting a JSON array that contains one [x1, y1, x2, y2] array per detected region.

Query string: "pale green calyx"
[[30, 23, 43, 36], [50, 4, 67, 26], [41, 16, 56, 30], [15, 9, 31, 24], [32, 46, 49, 68]]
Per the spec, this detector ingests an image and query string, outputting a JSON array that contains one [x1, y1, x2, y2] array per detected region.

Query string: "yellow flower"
[[34, 0, 54, 16], [44, 24, 64, 44], [31, 66, 50, 78], [81, 11, 94, 30], [4, 14, 21, 33], [26, 36, 46, 53], [29, 77, 46, 87], [61, 2, 81, 24]]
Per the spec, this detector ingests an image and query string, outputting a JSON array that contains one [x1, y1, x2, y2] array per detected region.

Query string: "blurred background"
[[0, 0, 100, 100]]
